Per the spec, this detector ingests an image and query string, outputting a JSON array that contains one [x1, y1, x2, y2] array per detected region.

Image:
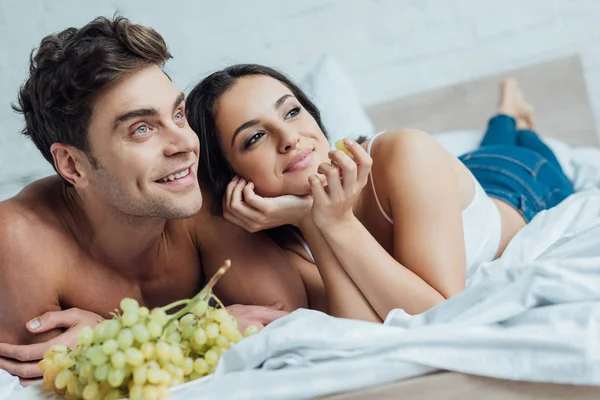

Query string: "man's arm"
[[194, 208, 308, 312], [0, 205, 64, 345]]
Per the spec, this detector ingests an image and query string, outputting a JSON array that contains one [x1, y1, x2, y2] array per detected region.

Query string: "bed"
[[8, 56, 600, 400], [317, 55, 600, 400]]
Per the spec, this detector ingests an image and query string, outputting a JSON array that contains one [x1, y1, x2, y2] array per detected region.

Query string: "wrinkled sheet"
[[9, 142, 600, 399]]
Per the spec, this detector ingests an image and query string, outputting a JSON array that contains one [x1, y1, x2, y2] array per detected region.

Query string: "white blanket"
[[9, 137, 600, 400]]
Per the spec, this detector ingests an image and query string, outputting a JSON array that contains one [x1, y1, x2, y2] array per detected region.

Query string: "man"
[[0, 16, 309, 385]]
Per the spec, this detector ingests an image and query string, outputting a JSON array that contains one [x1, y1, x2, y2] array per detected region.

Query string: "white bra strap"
[[289, 228, 315, 263], [366, 132, 394, 225]]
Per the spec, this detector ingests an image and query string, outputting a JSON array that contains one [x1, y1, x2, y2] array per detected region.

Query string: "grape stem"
[[165, 260, 231, 322]]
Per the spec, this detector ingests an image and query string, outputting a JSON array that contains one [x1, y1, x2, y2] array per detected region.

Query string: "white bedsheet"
[[8, 138, 600, 400]]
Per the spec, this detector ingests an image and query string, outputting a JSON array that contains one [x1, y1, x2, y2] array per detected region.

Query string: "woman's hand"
[[0, 308, 103, 386], [223, 176, 313, 232], [309, 139, 372, 228]]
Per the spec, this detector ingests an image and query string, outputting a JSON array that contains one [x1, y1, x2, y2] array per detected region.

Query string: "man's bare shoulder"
[[0, 177, 67, 343], [0, 176, 67, 242]]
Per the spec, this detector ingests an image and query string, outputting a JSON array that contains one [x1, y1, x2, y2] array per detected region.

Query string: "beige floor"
[[366, 56, 598, 147]]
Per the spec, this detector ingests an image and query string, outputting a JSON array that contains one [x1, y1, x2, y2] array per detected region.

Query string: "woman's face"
[[215, 75, 330, 197]]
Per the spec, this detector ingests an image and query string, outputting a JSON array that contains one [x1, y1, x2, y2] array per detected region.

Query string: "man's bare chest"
[[59, 248, 204, 318]]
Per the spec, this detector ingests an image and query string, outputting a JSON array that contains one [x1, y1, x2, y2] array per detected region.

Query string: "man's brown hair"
[[12, 16, 172, 170]]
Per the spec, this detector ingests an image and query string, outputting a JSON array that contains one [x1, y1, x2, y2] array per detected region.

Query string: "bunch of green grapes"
[[39, 260, 258, 400]]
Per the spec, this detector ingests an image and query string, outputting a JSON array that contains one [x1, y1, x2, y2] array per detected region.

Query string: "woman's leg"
[[516, 129, 562, 170], [480, 78, 533, 147]]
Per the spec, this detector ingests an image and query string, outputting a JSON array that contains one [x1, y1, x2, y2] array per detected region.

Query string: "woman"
[[185, 65, 574, 322]]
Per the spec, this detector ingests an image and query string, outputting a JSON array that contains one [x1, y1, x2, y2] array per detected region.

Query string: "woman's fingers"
[[343, 139, 372, 188], [317, 162, 343, 200], [327, 149, 357, 191]]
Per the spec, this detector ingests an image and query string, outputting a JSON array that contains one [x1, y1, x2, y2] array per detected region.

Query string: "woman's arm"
[[313, 132, 467, 318], [296, 219, 382, 322], [218, 174, 381, 322]]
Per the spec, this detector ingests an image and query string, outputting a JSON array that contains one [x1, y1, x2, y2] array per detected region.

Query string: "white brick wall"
[[1, 0, 600, 200]]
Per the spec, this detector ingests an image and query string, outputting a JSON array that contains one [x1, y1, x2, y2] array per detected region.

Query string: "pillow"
[[299, 56, 375, 146]]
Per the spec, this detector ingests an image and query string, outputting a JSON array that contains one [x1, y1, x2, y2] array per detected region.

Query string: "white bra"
[[366, 132, 502, 272]]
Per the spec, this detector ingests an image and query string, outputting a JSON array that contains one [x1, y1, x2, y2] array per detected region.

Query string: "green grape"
[[143, 385, 159, 400], [103, 319, 121, 340], [158, 385, 171, 399], [205, 323, 219, 340], [147, 368, 162, 385], [181, 321, 195, 340], [170, 344, 184, 365], [155, 342, 171, 361], [54, 353, 75, 369], [140, 342, 155, 360], [150, 308, 168, 328], [215, 335, 230, 349], [54, 369, 72, 390], [87, 346, 108, 366], [107, 367, 126, 388], [159, 369, 172, 386], [219, 321, 237, 338], [50, 344, 68, 354], [121, 310, 138, 327], [191, 300, 209, 318], [167, 331, 182, 344], [94, 363, 109, 382], [102, 339, 118, 355], [120, 298, 140, 313], [78, 326, 94, 346], [125, 348, 144, 367], [79, 362, 93, 379], [180, 313, 196, 326], [138, 306, 150, 319], [204, 349, 219, 366], [104, 389, 122, 400], [213, 308, 230, 324], [110, 351, 126, 369], [193, 328, 207, 346], [82, 382, 99, 400], [182, 357, 194, 376], [133, 365, 148, 385], [146, 360, 160, 370], [147, 320, 162, 339], [132, 323, 150, 344], [117, 329, 134, 349], [193, 358, 209, 374], [129, 384, 144, 400], [93, 322, 108, 344], [243, 325, 260, 337]]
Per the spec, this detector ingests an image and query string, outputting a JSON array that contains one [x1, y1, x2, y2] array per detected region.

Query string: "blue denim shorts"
[[459, 145, 574, 222]]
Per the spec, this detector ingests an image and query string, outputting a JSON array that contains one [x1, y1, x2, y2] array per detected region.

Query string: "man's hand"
[[226, 303, 289, 334], [0, 308, 103, 386]]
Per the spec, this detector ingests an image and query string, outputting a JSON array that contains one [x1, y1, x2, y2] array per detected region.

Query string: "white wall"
[[2, 0, 600, 200]]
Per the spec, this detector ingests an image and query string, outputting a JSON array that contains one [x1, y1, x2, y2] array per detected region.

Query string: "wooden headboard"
[[365, 56, 598, 147]]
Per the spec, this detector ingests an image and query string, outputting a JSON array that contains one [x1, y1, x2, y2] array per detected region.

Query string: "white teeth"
[[158, 168, 190, 183]]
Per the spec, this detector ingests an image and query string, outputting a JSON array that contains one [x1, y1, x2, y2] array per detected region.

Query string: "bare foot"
[[497, 78, 536, 130]]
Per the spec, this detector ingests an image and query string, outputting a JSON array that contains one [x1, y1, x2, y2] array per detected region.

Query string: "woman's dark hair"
[[186, 64, 328, 215]]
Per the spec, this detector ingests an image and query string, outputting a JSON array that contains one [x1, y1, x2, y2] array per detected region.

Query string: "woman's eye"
[[286, 106, 301, 119], [244, 132, 264, 148], [134, 125, 149, 135], [174, 111, 185, 121]]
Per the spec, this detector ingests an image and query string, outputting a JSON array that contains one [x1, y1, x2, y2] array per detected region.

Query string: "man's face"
[[85, 65, 202, 219]]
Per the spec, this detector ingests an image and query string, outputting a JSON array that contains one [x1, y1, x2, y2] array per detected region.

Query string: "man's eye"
[[134, 125, 149, 135]]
